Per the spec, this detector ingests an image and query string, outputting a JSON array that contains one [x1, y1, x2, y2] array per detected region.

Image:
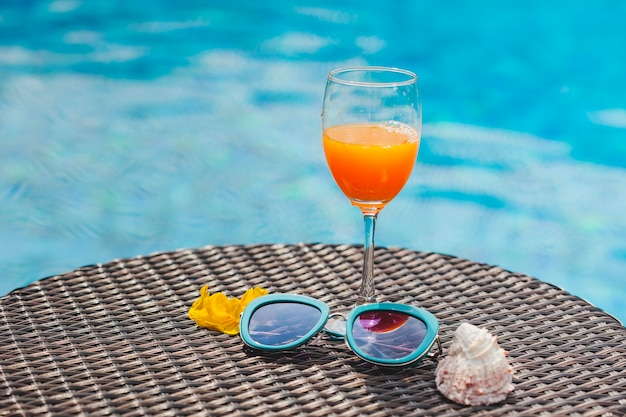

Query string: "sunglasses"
[[240, 294, 441, 367]]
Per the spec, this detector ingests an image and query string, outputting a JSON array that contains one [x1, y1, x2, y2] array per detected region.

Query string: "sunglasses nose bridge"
[[323, 313, 347, 340]]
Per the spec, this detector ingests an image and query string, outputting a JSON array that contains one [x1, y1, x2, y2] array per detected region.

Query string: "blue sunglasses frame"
[[240, 294, 440, 367]]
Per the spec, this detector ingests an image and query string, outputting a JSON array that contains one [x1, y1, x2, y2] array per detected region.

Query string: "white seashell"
[[435, 322, 514, 406]]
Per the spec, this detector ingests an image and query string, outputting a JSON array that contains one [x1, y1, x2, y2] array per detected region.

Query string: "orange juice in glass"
[[321, 67, 421, 304], [323, 122, 419, 212]]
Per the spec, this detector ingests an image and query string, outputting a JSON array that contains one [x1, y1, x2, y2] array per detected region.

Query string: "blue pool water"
[[1, 1, 625, 323]]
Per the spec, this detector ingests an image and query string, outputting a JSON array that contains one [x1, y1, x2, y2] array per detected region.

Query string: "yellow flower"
[[188, 285, 268, 335], [240, 286, 269, 309]]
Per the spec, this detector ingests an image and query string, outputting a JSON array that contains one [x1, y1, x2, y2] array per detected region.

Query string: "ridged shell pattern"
[[435, 322, 514, 406]]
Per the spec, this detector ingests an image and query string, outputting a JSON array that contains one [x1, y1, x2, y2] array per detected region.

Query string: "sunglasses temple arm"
[[427, 334, 443, 359]]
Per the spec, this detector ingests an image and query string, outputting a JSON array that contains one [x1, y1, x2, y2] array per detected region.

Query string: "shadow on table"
[[240, 340, 516, 415]]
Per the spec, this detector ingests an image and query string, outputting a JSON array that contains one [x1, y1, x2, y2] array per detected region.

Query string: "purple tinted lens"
[[351, 311, 426, 360], [358, 311, 409, 333], [248, 302, 321, 347]]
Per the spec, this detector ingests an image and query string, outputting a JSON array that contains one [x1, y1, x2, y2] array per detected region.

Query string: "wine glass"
[[321, 66, 421, 305]]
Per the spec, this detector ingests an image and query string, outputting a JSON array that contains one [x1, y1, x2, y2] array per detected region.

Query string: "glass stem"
[[358, 212, 378, 304]]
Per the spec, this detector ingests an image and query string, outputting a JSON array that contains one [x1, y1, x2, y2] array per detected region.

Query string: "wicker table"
[[1, 243, 625, 416]]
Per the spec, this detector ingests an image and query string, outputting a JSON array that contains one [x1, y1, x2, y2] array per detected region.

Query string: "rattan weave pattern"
[[1, 243, 625, 416]]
